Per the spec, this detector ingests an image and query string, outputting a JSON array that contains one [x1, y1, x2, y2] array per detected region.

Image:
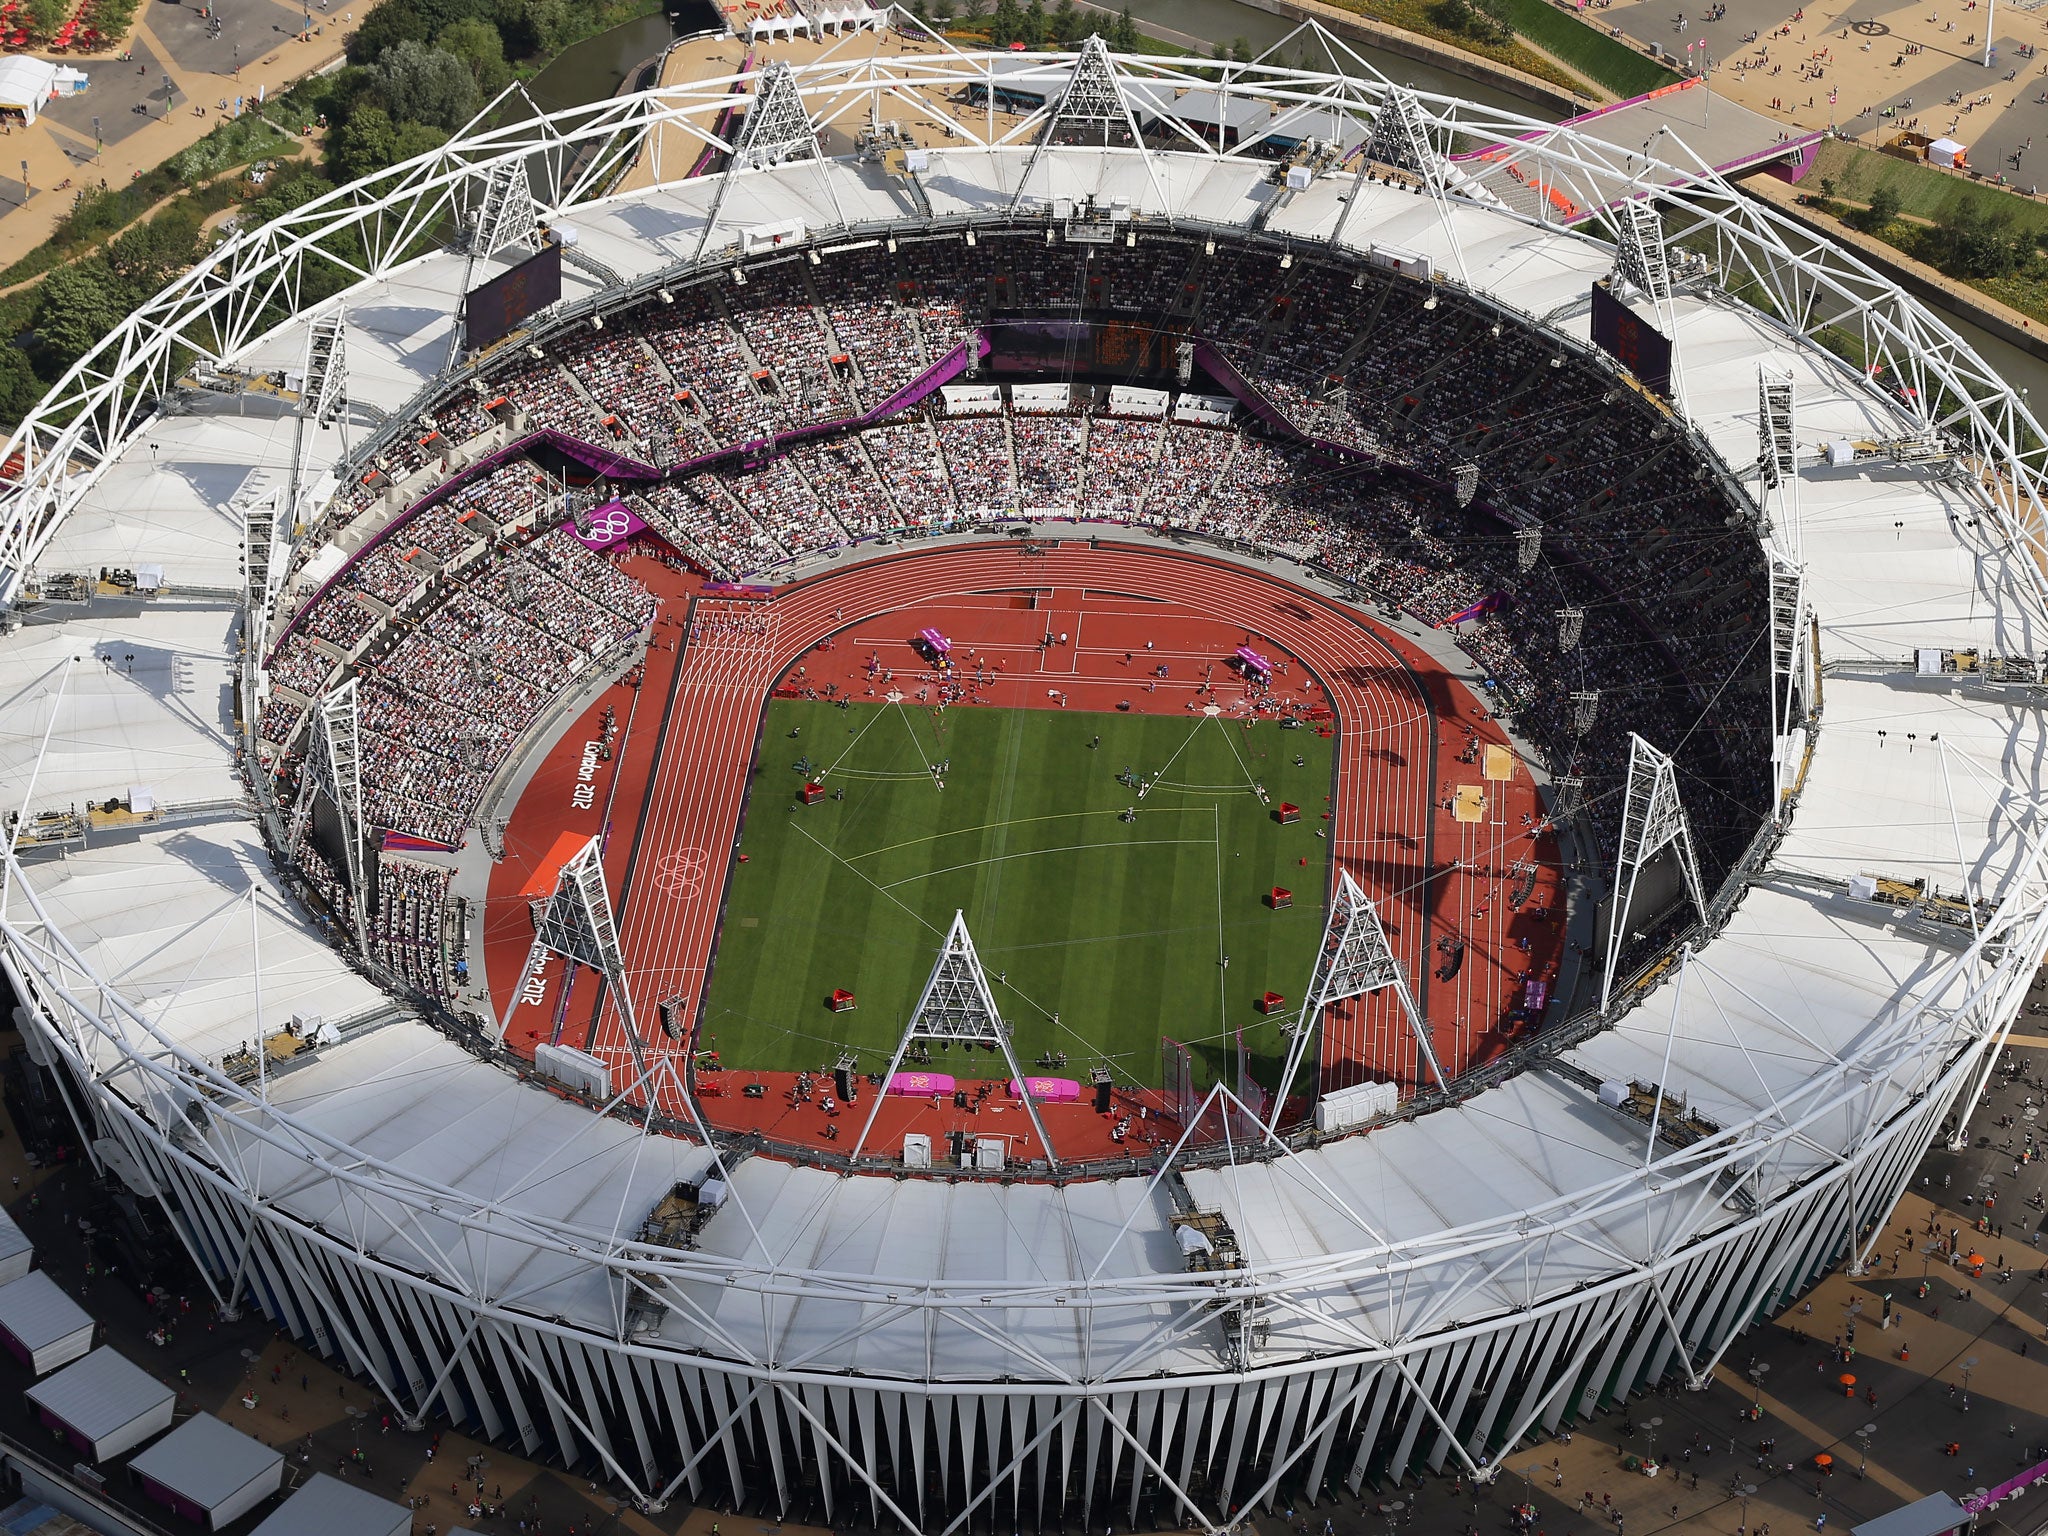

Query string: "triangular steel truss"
[[851, 912, 1057, 1163], [695, 61, 837, 261], [302, 311, 349, 430], [1364, 88, 1441, 184], [1557, 606, 1584, 652], [242, 489, 281, 683], [1768, 550, 1809, 809], [1757, 367, 1799, 562], [1008, 37, 1167, 216], [1615, 197, 1672, 306], [471, 159, 542, 258], [497, 838, 648, 1079], [1268, 870, 1444, 1129], [1602, 735, 1707, 1014], [291, 680, 368, 957]]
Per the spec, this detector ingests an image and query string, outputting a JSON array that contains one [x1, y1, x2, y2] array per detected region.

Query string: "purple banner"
[[572, 500, 644, 550], [1967, 1459, 2048, 1513]]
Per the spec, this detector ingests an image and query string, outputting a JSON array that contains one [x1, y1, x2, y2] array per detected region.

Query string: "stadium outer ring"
[[1, 28, 2045, 1527]]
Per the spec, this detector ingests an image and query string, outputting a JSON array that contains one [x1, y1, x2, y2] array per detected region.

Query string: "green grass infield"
[[698, 698, 1340, 1087]]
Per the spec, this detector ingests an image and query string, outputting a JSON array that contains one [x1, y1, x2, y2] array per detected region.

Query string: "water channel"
[[528, 0, 2048, 399]]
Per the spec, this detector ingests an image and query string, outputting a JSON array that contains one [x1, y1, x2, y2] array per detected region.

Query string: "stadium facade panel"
[[0, 32, 2041, 1528]]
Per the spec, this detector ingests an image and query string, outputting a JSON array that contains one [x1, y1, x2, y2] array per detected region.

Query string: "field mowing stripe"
[[978, 710, 1028, 924], [880, 838, 1215, 890], [789, 819, 944, 936], [844, 805, 1211, 863], [1212, 802, 1227, 1038]]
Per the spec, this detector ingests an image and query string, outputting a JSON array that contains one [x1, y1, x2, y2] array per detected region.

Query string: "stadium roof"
[[0, 44, 2041, 1389]]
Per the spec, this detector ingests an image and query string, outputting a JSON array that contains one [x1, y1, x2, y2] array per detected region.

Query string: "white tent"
[[27, 1346, 176, 1461], [0, 57, 87, 125], [129, 1413, 284, 1529], [0, 1270, 94, 1374], [248, 1473, 410, 1536], [1927, 137, 1966, 167]]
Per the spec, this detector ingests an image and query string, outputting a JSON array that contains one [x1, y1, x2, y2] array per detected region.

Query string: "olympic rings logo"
[[582, 506, 637, 543], [653, 845, 711, 898]]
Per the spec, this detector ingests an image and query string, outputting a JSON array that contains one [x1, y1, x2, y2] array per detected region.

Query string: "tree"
[[1928, 197, 2022, 278], [1110, 6, 1140, 51], [329, 103, 400, 182], [1050, 0, 1080, 45], [0, 341, 43, 428], [105, 214, 200, 296], [988, 0, 1022, 43], [348, 1, 431, 64], [521, 0, 578, 56], [374, 40, 482, 131], [437, 17, 513, 99], [35, 258, 128, 371], [1853, 183, 1901, 234], [1021, 0, 1047, 45], [22, 0, 70, 40]]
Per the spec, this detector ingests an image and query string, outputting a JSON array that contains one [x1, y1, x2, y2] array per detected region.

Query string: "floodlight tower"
[[1267, 871, 1445, 1131]]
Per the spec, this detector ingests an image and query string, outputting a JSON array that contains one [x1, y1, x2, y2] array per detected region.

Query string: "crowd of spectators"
[[369, 857, 456, 1001], [266, 228, 1771, 950]]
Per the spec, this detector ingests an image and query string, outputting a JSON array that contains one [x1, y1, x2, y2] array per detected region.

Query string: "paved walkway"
[[1592, 0, 2048, 194], [0, 5, 346, 273]]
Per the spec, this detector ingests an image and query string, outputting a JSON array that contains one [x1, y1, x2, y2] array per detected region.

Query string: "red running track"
[[482, 541, 1564, 1159]]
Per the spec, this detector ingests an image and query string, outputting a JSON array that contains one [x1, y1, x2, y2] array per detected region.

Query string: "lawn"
[[700, 699, 1338, 1089], [1487, 0, 1681, 98]]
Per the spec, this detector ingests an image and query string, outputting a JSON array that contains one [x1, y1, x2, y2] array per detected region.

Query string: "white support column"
[[1768, 551, 1809, 811], [1008, 38, 1169, 217], [1602, 735, 1707, 1015], [849, 911, 1058, 1165], [1267, 870, 1442, 1131], [302, 679, 369, 958], [1613, 196, 1688, 416], [1361, 88, 1468, 283], [696, 62, 832, 261], [511, 836, 650, 1081]]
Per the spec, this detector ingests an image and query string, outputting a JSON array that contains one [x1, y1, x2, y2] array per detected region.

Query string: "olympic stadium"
[[0, 16, 2042, 1529]]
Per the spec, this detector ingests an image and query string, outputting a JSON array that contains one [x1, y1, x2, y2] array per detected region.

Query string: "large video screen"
[[465, 244, 563, 351], [1589, 282, 1673, 398], [986, 319, 1175, 378]]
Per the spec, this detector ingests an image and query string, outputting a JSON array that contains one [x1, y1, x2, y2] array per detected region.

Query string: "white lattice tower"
[[1557, 606, 1584, 652], [1768, 551, 1809, 809], [1571, 688, 1600, 736], [296, 680, 369, 957], [1363, 88, 1441, 185], [302, 311, 349, 430], [1554, 774, 1585, 819], [1451, 463, 1479, 507], [851, 912, 1057, 1162], [1602, 734, 1708, 1015], [1267, 870, 1444, 1130], [1757, 368, 1800, 563], [1615, 196, 1672, 306], [241, 489, 280, 685], [734, 61, 823, 171], [497, 838, 648, 1078], [1516, 525, 1542, 571], [472, 159, 542, 257], [1009, 37, 1166, 215]]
